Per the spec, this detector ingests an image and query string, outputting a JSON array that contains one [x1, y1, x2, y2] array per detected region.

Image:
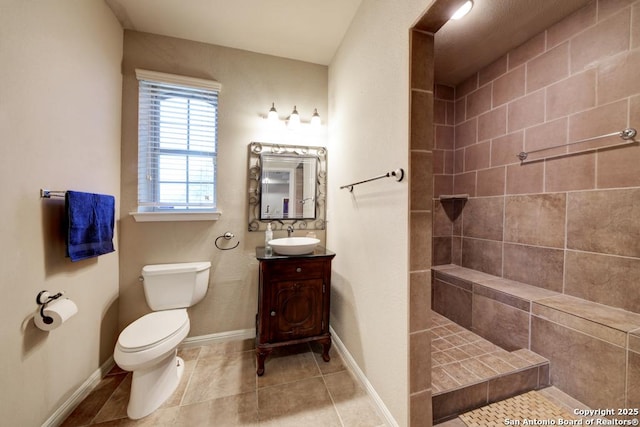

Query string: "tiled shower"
[[412, 0, 640, 425]]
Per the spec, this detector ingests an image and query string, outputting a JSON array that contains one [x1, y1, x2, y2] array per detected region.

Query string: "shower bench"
[[432, 264, 640, 414]]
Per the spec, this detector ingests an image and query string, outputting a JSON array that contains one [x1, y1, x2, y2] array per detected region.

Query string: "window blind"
[[136, 70, 221, 211]]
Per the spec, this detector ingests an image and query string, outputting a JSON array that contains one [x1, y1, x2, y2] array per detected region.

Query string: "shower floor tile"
[[430, 311, 548, 394], [431, 310, 550, 423]]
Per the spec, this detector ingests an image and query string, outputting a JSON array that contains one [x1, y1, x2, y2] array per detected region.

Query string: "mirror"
[[248, 142, 326, 231]]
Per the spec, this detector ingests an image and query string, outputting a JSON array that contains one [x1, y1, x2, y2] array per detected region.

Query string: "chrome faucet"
[[287, 225, 294, 237]]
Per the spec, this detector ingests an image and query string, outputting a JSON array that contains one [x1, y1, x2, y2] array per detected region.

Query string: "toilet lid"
[[118, 309, 189, 352]]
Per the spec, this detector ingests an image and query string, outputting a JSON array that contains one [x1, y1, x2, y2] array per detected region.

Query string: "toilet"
[[114, 261, 211, 419]]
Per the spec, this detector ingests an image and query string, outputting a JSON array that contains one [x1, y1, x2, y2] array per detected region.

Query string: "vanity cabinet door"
[[268, 278, 324, 342]]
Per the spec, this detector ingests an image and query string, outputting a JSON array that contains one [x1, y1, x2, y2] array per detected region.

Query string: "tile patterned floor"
[[61, 340, 384, 427], [430, 311, 548, 395]]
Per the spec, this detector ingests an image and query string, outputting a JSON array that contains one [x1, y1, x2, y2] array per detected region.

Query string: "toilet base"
[[127, 351, 184, 419]]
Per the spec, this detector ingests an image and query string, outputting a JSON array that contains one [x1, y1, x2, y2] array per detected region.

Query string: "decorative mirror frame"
[[248, 142, 327, 232]]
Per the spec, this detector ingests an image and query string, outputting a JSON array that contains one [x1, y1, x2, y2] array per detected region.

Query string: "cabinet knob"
[[270, 310, 276, 316], [296, 267, 302, 272]]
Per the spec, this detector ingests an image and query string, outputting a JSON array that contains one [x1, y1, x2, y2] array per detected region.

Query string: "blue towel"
[[65, 191, 115, 262]]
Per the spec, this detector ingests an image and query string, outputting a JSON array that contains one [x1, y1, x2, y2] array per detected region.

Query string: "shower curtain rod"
[[517, 127, 637, 162]]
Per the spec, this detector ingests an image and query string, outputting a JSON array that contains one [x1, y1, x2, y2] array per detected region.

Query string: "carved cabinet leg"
[[320, 338, 332, 362], [256, 347, 272, 376]]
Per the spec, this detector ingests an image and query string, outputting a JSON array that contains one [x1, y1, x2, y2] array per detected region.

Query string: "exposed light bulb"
[[288, 105, 300, 130], [310, 108, 321, 129], [451, 0, 473, 20], [267, 102, 278, 122]]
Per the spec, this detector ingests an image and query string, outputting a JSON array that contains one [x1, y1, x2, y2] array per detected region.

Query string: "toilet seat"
[[118, 309, 189, 353]]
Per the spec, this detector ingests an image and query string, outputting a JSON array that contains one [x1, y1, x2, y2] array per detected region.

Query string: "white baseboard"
[[42, 357, 115, 427], [181, 327, 255, 347], [329, 326, 398, 427]]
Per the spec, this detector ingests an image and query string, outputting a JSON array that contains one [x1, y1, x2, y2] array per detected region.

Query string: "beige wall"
[[119, 31, 328, 336], [0, 1, 123, 426], [328, 1, 435, 424], [433, 0, 640, 310]]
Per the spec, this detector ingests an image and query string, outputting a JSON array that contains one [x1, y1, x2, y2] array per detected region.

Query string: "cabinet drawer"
[[264, 260, 325, 280]]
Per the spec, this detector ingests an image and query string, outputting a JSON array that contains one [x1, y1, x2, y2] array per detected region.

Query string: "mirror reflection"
[[248, 142, 327, 232], [260, 154, 317, 220]]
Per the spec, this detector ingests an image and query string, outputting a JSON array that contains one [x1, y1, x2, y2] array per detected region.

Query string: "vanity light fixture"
[[265, 104, 321, 130], [267, 102, 278, 123], [311, 108, 321, 129], [287, 105, 301, 130], [451, 0, 473, 20]]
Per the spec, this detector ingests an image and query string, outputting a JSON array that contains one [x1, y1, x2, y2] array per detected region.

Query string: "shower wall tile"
[[409, 330, 431, 393], [504, 193, 565, 247], [456, 73, 478, 100], [410, 211, 432, 271], [455, 97, 466, 124], [567, 188, 640, 257], [410, 390, 432, 427], [410, 90, 433, 151], [433, 175, 453, 198], [432, 278, 472, 328], [633, 2, 640, 49], [410, 30, 433, 91], [435, 83, 454, 101], [508, 32, 545, 70], [454, 148, 464, 174], [476, 167, 505, 197], [524, 117, 568, 154], [410, 271, 431, 332], [627, 350, 640, 408], [597, 0, 635, 22], [432, 237, 452, 266], [410, 151, 432, 211], [435, 124, 454, 150], [503, 243, 564, 292], [597, 146, 640, 189], [492, 66, 525, 107], [546, 69, 596, 120], [464, 141, 490, 172], [526, 42, 569, 93], [433, 202, 453, 236], [568, 99, 628, 146], [472, 295, 529, 351], [453, 171, 476, 197], [451, 236, 462, 265], [570, 9, 630, 74], [455, 118, 477, 148], [479, 54, 507, 86], [491, 131, 523, 167], [466, 84, 492, 118], [432, 149, 445, 174], [545, 152, 595, 192], [506, 162, 544, 195], [565, 250, 640, 313], [597, 49, 640, 105], [507, 90, 545, 132], [461, 197, 504, 241], [434, 99, 447, 124], [461, 238, 502, 276], [477, 105, 506, 141], [531, 316, 626, 410], [546, 1, 596, 48]]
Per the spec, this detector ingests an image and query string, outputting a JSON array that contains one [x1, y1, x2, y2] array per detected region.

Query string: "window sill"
[[130, 211, 222, 222]]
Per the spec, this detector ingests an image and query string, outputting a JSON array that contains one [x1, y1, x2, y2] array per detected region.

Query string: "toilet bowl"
[[114, 309, 190, 419], [113, 261, 211, 419]]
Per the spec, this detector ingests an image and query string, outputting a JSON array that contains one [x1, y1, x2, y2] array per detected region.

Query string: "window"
[[135, 69, 221, 219]]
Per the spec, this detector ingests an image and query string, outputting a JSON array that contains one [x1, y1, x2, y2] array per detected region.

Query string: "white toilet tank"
[[141, 262, 211, 311]]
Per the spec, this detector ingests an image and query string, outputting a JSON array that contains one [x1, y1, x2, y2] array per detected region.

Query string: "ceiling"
[[105, 0, 593, 86]]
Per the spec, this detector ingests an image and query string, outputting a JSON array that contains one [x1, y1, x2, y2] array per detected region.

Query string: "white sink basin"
[[268, 237, 320, 256]]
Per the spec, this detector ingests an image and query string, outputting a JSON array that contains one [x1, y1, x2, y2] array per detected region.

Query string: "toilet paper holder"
[[36, 290, 64, 325]]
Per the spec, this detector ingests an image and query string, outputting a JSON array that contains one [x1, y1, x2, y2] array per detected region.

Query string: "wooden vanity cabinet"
[[255, 248, 335, 376]]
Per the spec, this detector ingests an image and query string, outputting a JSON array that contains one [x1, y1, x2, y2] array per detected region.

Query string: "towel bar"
[[40, 189, 66, 199]]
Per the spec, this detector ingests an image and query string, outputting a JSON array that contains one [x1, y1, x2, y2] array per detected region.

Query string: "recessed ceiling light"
[[451, 0, 473, 20]]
